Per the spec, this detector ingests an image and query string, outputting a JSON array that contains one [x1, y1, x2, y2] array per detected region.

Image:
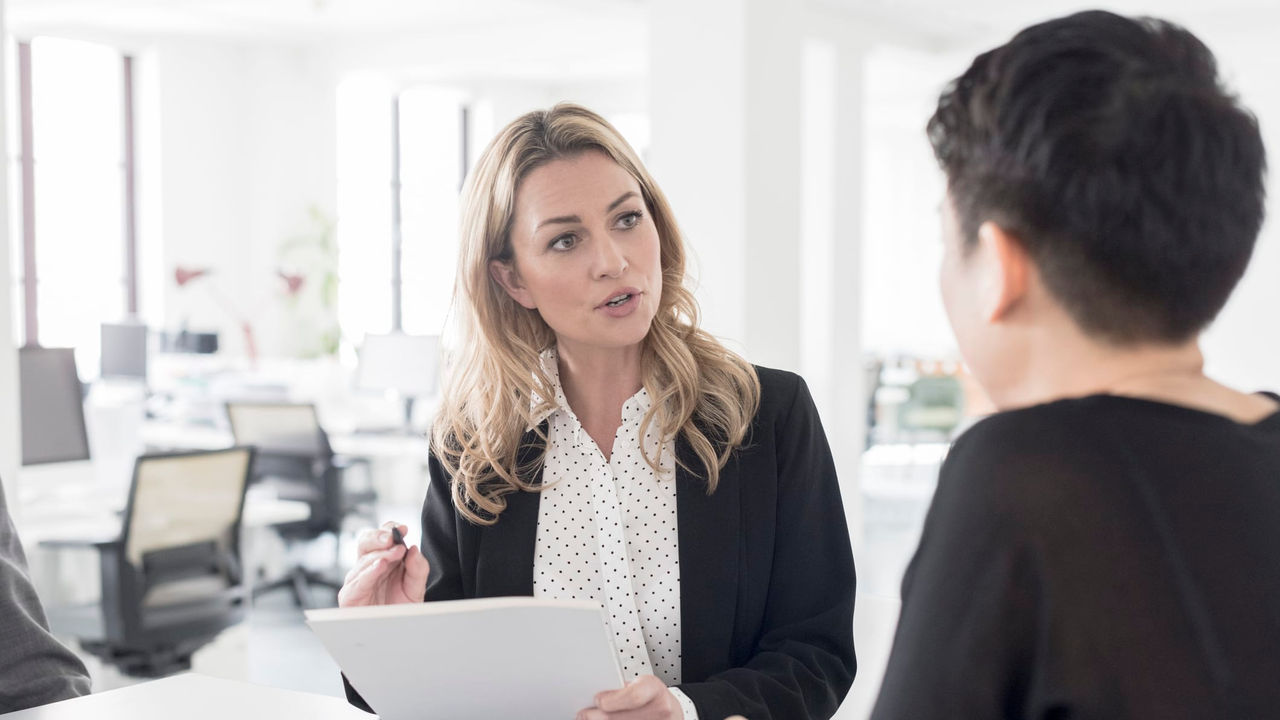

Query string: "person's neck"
[[555, 340, 644, 437], [990, 327, 1207, 411], [989, 324, 1278, 424]]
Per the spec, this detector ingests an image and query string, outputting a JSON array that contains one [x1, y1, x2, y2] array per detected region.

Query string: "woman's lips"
[[598, 291, 642, 317]]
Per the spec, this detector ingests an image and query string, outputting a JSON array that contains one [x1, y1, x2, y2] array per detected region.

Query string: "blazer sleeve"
[[0, 480, 91, 714], [679, 374, 857, 719], [421, 451, 467, 602]]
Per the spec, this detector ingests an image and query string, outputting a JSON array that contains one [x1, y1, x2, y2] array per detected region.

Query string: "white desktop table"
[[138, 420, 431, 461], [1, 673, 372, 719]]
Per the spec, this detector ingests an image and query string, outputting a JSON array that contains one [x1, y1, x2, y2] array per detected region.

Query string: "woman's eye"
[[616, 211, 643, 229], [550, 234, 577, 251]]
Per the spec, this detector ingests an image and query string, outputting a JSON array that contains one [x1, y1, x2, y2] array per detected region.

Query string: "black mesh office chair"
[[46, 447, 255, 677], [225, 402, 372, 608]]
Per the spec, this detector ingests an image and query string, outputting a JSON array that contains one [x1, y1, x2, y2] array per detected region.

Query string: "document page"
[[307, 597, 625, 720]]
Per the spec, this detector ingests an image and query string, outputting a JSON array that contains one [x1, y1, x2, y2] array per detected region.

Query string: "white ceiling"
[[7, 0, 1277, 77], [5, 0, 650, 82], [12, 0, 1278, 44], [5, 0, 643, 41], [820, 0, 1280, 48]]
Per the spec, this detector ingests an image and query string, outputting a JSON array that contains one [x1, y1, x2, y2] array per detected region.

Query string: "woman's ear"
[[976, 221, 1030, 323], [489, 259, 537, 309]]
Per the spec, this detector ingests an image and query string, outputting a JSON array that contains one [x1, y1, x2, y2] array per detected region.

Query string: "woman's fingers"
[[355, 522, 405, 555], [399, 546, 430, 602], [342, 523, 422, 606], [337, 555, 393, 607], [594, 676, 664, 712], [340, 544, 405, 595], [344, 546, 381, 584], [578, 675, 677, 720]]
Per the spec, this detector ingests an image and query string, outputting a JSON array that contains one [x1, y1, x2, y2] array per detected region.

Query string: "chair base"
[[253, 565, 342, 609]]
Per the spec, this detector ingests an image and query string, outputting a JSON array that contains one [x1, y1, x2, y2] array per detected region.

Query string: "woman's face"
[[491, 150, 663, 356]]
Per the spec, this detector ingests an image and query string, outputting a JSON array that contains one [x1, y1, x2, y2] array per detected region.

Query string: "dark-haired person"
[[1, 477, 91, 712], [872, 11, 1279, 720]]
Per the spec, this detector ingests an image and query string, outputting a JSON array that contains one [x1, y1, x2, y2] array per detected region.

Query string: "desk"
[[139, 420, 431, 461], [139, 420, 431, 510], [18, 485, 310, 615], [17, 488, 311, 546], [1, 673, 371, 719]]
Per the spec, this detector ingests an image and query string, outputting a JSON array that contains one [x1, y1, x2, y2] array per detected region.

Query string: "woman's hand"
[[576, 675, 682, 720], [337, 521, 430, 607]]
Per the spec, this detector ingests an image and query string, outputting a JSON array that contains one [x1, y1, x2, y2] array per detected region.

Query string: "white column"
[[0, 0, 21, 501], [651, 1, 869, 540], [800, 34, 868, 548], [828, 38, 869, 550], [648, 0, 803, 371]]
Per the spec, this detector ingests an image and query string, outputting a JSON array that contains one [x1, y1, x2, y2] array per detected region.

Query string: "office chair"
[[47, 447, 255, 677], [225, 402, 372, 608]]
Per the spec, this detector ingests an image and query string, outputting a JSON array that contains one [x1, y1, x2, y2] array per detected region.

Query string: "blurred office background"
[[0, 1, 1277, 717]]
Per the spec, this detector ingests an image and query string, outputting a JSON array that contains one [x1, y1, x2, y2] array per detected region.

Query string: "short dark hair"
[[929, 10, 1267, 344]]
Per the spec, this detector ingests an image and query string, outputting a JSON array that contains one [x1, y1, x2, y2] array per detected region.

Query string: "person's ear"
[[488, 259, 537, 309], [975, 221, 1030, 323]]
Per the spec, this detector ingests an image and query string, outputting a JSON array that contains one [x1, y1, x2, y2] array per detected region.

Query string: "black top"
[[346, 367, 856, 719], [871, 394, 1280, 720]]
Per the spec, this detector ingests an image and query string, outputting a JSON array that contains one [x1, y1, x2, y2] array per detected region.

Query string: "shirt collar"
[[529, 347, 568, 429], [528, 346, 652, 431]]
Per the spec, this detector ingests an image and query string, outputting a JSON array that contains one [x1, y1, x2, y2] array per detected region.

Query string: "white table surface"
[[1, 673, 372, 719], [139, 420, 431, 461]]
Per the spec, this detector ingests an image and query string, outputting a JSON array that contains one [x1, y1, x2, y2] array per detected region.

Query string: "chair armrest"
[[331, 454, 370, 470], [39, 535, 123, 550]]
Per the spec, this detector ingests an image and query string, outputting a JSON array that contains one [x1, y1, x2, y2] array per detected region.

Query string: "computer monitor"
[[19, 346, 91, 466], [355, 333, 439, 397], [355, 333, 439, 433], [157, 329, 218, 354], [101, 322, 148, 380], [226, 402, 328, 458]]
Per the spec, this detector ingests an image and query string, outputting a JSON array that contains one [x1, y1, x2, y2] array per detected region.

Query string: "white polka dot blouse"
[[531, 348, 698, 719]]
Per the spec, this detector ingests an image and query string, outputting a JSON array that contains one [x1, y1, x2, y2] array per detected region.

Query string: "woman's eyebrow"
[[535, 191, 638, 231], [606, 191, 639, 213], [535, 214, 580, 231]]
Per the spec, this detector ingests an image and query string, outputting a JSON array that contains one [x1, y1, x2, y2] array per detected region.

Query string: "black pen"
[[390, 526, 406, 548]]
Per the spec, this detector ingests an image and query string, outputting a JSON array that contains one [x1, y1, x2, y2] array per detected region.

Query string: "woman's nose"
[[593, 236, 628, 279]]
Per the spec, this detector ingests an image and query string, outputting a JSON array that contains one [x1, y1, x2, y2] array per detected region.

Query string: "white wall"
[[1198, 31, 1280, 392], [647, 0, 800, 367], [859, 45, 960, 360], [648, 0, 873, 555], [149, 39, 338, 360]]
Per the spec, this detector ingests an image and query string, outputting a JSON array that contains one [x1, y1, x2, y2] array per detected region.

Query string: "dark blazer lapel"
[[676, 433, 742, 682], [473, 423, 546, 598]]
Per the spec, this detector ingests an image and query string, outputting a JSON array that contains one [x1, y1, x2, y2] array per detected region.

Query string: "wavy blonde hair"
[[431, 103, 760, 526]]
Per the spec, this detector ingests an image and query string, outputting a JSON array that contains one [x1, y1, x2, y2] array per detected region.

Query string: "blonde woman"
[[339, 104, 856, 720]]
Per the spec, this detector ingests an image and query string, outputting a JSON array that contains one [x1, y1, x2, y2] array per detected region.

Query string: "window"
[[335, 74, 395, 347], [398, 86, 465, 337], [335, 83, 651, 351], [335, 78, 466, 347], [7, 36, 136, 379]]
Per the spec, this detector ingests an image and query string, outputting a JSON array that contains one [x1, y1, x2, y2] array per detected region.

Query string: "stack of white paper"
[[306, 597, 625, 720]]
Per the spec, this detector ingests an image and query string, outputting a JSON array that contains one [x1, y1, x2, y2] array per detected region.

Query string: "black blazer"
[[348, 367, 856, 719]]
